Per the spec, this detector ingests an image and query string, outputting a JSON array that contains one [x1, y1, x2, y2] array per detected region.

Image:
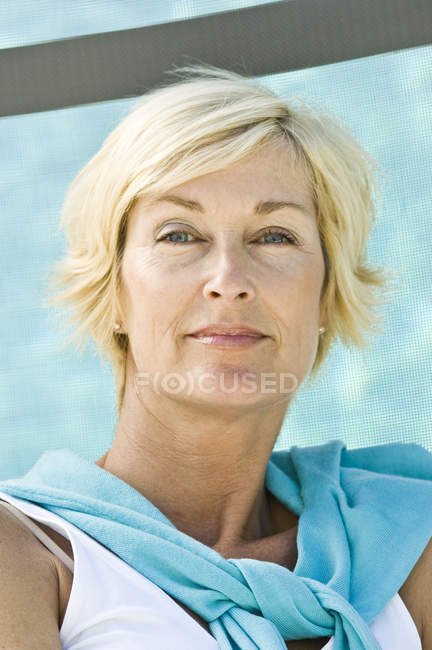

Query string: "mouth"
[[187, 334, 268, 348]]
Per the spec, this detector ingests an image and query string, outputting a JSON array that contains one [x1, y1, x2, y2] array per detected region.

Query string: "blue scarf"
[[0, 439, 431, 649]]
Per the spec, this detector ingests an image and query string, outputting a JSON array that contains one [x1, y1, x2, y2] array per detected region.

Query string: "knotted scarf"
[[0, 439, 431, 649]]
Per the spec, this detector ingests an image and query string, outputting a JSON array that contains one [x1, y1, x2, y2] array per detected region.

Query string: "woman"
[[0, 65, 431, 649]]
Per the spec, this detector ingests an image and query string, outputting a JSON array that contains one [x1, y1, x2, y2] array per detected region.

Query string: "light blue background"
[[0, 0, 279, 48], [1, 3, 431, 479]]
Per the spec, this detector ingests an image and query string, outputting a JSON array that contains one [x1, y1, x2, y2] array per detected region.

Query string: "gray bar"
[[0, 0, 431, 117]]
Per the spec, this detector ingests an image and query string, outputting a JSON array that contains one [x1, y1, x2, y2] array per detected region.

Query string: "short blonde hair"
[[44, 64, 400, 416]]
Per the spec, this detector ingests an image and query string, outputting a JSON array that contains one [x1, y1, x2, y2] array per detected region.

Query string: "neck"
[[95, 361, 298, 553]]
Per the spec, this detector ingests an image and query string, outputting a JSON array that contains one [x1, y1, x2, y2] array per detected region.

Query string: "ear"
[[114, 322, 125, 334], [320, 310, 329, 332]]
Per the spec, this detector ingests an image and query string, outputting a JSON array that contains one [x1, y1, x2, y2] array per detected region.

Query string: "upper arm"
[[0, 504, 62, 650], [416, 537, 432, 650], [399, 536, 432, 650]]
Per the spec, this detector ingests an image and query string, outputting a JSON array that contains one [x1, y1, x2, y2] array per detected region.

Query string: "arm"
[[399, 536, 432, 650], [0, 504, 62, 650]]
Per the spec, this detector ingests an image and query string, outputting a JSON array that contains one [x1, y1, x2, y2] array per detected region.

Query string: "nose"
[[202, 243, 256, 303]]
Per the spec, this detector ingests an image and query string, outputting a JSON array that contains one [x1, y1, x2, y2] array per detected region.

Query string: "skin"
[[95, 139, 328, 557]]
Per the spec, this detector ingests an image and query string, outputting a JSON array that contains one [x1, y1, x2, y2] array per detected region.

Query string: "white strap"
[[0, 499, 74, 572]]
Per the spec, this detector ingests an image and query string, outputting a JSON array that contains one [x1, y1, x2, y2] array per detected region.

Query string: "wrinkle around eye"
[[154, 228, 305, 247]]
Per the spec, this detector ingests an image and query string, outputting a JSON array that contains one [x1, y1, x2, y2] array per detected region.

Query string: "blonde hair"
[[44, 64, 400, 416]]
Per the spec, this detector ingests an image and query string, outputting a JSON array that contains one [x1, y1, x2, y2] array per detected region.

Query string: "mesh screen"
[[1, 5, 431, 479]]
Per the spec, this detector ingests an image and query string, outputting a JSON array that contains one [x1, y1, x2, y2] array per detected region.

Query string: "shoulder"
[[0, 501, 63, 646], [399, 536, 432, 649], [0, 501, 61, 620]]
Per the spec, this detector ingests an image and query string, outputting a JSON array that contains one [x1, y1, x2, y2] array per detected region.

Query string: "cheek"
[[121, 251, 193, 325], [123, 250, 172, 296], [272, 255, 323, 295], [270, 265, 323, 345]]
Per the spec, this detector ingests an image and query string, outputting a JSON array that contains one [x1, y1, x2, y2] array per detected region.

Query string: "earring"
[[113, 322, 121, 332], [318, 327, 326, 334]]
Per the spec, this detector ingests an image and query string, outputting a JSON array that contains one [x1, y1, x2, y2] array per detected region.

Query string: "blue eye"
[[258, 228, 299, 246], [158, 231, 195, 244], [157, 228, 299, 246]]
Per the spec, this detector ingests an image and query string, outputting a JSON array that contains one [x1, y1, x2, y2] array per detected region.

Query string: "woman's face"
[[120, 140, 327, 410]]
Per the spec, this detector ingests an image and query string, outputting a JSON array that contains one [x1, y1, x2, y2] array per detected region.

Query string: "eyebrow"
[[154, 194, 311, 217]]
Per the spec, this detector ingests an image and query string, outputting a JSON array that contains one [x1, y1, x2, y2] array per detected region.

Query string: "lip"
[[188, 334, 268, 348], [188, 323, 267, 337]]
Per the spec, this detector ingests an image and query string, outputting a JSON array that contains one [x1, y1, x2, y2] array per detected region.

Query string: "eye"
[[157, 230, 198, 244], [156, 228, 299, 246], [257, 228, 299, 246]]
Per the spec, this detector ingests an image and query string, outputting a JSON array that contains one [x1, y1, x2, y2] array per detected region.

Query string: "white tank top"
[[0, 491, 422, 650]]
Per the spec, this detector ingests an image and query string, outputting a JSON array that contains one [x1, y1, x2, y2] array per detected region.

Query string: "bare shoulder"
[[0, 502, 62, 649], [399, 536, 432, 650]]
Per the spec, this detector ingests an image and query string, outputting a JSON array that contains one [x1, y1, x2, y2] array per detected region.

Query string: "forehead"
[[187, 142, 309, 188], [131, 140, 315, 223]]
